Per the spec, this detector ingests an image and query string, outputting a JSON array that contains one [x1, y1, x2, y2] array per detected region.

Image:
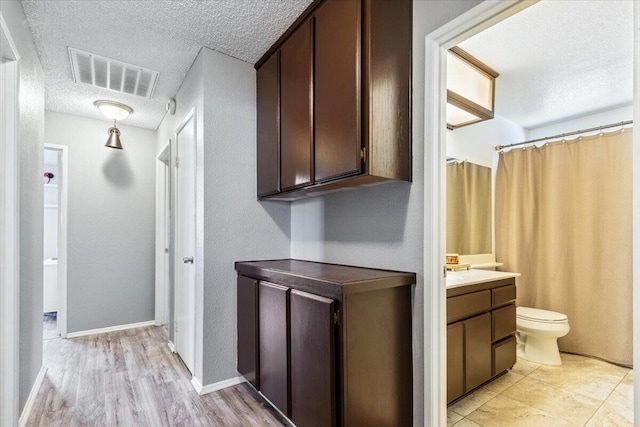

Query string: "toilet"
[[516, 306, 570, 366]]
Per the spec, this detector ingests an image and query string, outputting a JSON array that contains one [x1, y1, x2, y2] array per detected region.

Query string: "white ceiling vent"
[[68, 47, 159, 99]]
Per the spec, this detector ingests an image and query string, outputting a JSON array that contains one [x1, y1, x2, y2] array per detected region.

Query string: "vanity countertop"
[[446, 269, 520, 289]]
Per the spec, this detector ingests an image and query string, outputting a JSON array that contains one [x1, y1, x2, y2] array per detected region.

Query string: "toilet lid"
[[517, 306, 567, 323]]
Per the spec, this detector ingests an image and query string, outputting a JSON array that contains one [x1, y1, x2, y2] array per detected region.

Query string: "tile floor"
[[448, 354, 633, 426]]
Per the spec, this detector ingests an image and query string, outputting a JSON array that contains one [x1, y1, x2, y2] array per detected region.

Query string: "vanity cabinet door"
[[259, 282, 290, 416], [314, 0, 361, 183], [464, 313, 492, 391], [290, 290, 336, 427], [237, 275, 259, 388], [280, 19, 314, 191], [447, 322, 465, 403], [492, 304, 516, 342], [493, 336, 517, 376]]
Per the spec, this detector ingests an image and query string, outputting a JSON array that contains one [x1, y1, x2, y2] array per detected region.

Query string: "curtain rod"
[[495, 120, 633, 151]]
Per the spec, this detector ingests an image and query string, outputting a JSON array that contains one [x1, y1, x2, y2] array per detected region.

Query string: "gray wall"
[[200, 48, 291, 385], [155, 51, 205, 346], [45, 111, 158, 333], [290, 1, 482, 425], [155, 48, 291, 386], [1, 0, 46, 412]]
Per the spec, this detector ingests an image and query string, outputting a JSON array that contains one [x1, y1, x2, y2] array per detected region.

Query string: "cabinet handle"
[[183, 256, 194, 264]]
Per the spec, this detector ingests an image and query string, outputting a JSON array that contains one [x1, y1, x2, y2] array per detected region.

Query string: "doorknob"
[[183, 256, 194, 264]]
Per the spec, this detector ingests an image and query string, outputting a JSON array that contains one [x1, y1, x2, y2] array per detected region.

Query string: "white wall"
[[0, 0, 46, 412], [45, 111, 157, 333], [526, 104, 633, 141], [43, 156, 59, 261], [290, 2, 483, 425], [155, 47, 291, 387], [447, 114, 525, 167]]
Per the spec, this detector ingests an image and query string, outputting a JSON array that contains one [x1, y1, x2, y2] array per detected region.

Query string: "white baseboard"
[[167, 340, 176, 353], [66, 320, 156, 338], [190, 375, 245, 396], [18, 365, 47, 427]]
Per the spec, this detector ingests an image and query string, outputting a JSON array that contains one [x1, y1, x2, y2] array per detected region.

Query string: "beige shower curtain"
[[447, 162, 492, 255], [495, 130, 633, 366]]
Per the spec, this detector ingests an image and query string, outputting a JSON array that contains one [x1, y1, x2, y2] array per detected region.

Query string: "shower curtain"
[[447, 161, 492, 255], [495, 129, 633, 366]]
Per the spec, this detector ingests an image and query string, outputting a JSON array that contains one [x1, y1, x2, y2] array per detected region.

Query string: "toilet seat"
[[517, 306, 567, 323]]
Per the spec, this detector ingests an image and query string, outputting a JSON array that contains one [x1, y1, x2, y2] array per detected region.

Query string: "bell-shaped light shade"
[[94, 100, 133, 121], [105, 126, 123, 149]]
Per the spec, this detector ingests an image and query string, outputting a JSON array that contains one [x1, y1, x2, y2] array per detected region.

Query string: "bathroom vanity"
[[446, 269, 519, 404], [235, 259, 415, 427]]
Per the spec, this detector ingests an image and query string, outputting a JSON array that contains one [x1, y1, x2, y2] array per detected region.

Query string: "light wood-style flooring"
[[28, 325, 288, 426]]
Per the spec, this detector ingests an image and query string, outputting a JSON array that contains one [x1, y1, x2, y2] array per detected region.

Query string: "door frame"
[[0, 11, 21, 427], [155, 142, 170, 326], [172, 108, 201, 380], [423, 0, 640, 424], [43, 144, 68, 338]]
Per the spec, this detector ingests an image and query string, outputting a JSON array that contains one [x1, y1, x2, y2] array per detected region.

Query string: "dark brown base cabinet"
[[235, 260, 415, 427], [447, 278, 517, 404]]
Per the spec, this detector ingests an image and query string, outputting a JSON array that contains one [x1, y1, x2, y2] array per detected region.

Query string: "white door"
[[174, 111, 196, 374]]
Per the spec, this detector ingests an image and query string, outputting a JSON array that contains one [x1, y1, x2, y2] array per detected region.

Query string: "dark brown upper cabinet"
[[256, 52, 280, 197], [255, 0, 411, 201], [280, 19, 314, 191], [314, 0, 361, 183]]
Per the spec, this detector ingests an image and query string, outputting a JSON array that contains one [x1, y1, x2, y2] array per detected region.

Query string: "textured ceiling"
[[459, 0, 633, 130], [21, 0, 312, 130]]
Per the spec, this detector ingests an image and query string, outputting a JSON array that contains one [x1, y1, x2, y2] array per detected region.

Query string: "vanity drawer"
[[493, 335, 516, 376], [492, 284, 516, 307], [492, 304, 516, 341], [447, 290, 491, 324]]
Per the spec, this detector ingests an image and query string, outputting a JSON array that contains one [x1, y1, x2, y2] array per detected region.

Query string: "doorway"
[[173, 109, 197, 375], [42, 145, 68, 340], [156, 142, 170, 327], [425, 1, 639, 425]]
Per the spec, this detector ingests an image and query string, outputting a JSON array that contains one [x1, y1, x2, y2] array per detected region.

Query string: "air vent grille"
[[68, 47, 159, 99]]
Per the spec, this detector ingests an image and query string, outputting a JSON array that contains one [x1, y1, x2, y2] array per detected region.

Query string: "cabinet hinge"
[[174, 321, 178, 334], [360, 147, 367, 162], [175, 157, 179, 168], [334, 310, 341, 326]]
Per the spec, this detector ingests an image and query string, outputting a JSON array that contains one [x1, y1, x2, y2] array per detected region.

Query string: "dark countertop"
[[235, 259, 416, 300]]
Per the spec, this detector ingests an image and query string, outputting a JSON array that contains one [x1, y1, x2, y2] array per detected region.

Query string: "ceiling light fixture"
[[446, 47, 499, 130], [94, 100, 133, 121], [94, 100, 133, 150]]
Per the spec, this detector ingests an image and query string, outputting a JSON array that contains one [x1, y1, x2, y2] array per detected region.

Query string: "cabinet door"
[[493, 336, 517, 376], [464, 313, 492, 391], [492, 304, 516, 342], [259, 282, 290, 416], [447, 322, 464, 403], [280, 19, 313, 191], [314, 0, 361, 182], [290, 290, 336, 427], [237, 276, 258, 388], [257, 52, 280, 197]]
